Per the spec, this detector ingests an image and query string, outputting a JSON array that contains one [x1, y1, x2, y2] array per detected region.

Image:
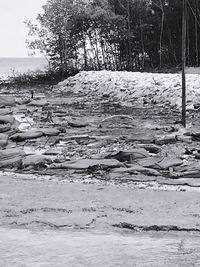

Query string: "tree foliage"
[[26, 0, 200, 73]]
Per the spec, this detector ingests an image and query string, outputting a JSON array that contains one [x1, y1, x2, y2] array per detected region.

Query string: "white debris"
[[57, 70, 200, 108]]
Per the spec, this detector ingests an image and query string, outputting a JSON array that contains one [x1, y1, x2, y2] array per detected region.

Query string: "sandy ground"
[[1, 174, 200, 266]]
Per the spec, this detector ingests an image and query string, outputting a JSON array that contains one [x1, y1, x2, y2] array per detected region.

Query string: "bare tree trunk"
[[182, 0, 187, 127], [94, 29, 101, 70], [195, 0, 199, 66], [88, 34, 98, 70], [139, 15, 145, 70], [187, 11, 190, 66], [127, 0, 131, 70], [83, 38, 88, 70], [159, 0, 164, 69]]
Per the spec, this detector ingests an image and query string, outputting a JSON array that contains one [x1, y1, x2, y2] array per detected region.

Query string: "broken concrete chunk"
[[28, 100, 49, 107], [10, 130, 43, 142], [0, 115, 15, 125], [170, 170, 200, 179], [67, 119, 89, 128], [176, 135, 192, 143], [39, 128, 60, 136], [50, 159, 123, 170], [106, 149, 149, 162], [16, 98, 31, 105], [190, 128, 200, 141], [0, 122, 11, 133], [0, 134, 9, 148], [0, 115, 16, 133], [44, 149, 62, 156], [0, 96, 15, 108], [0, 109, 13, 115], [113, 165, 161, 176], [156, 157, 183, 170], [138, 156, 183, 170], [138, 157, 162, 169], [127, 166, 161, 176], [155, 134, 177, 145], [22, 155, 47, 168], [0, 148, 25, 168], [127, 134, 155, 144], [136, 144, 161, 154]]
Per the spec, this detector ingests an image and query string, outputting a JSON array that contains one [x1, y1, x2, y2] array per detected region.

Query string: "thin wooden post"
[[182, 0, 187, 127]]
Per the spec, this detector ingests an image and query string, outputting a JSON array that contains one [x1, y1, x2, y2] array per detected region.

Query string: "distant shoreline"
[[0, 58, 48, 79]]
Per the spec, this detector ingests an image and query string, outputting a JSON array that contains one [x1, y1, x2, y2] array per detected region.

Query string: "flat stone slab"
[[0, 148, 25, 168], [51, 159, 123, 170], [0, 134, 8, 148], [10, 130, 44, 142], [0, 109, 13, 115], [113, 165, 161, 176], [39, 128, 60, 136], [127, 134, 155, 144], [0, 96, 15, 108], [67, 119, 89, 128], [0, 115, 15, 125], [106, 149, 149, 162], [138, 156, 183, 170], [155, 134, 177, 145], [23, 155, 47, 168], [27, 100, 49, 107]]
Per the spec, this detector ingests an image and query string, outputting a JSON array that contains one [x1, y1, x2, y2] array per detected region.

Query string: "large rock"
[[0, 148, 25, 168], [51, 159, 123, 170], [0, 96, 15, 108], [10, 130, 43, 142]]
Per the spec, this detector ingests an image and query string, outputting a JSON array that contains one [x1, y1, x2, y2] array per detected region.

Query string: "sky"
[[0, 0, 47, 58]]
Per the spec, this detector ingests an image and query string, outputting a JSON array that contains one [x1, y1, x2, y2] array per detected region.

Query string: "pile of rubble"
[[56, 70, 200, 109]]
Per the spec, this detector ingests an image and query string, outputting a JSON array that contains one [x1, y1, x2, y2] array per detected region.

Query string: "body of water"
[[0, 58, 48, 78], [1, 228, 200, 267]]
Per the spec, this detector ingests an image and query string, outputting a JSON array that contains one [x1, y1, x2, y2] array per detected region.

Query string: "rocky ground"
[[1, 71, 200, 266]]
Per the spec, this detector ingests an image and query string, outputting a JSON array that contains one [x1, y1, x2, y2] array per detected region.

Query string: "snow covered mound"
[[57, 70, 200, 108]]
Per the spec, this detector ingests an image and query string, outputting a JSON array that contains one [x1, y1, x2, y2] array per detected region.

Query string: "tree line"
[[26, 0, 200, 74]]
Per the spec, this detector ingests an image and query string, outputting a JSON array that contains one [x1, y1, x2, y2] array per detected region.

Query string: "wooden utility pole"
[[182, 0, 187, 127]]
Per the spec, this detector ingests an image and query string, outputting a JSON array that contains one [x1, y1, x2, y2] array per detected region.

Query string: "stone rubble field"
[[0, 71, 200, 189]]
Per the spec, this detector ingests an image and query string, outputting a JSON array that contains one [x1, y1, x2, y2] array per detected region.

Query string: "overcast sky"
[[0, 0, 46, 58]]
